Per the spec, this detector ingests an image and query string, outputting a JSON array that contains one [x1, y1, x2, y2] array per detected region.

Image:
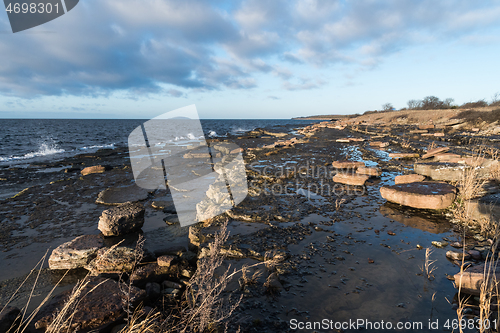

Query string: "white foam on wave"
[[0, 143, 65, 162], [208, 130, 217, 137], [79, 143, 115, 150]]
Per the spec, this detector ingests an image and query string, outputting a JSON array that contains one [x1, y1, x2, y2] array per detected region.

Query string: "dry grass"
[[421, 247, 437, 281]]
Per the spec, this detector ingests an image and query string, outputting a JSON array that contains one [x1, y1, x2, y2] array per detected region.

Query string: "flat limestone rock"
[[81, 165, 106, 176], [414, 162, 469, 182], [48, 234, 105, 270], [380, 181, 456, 210], [96, 185, 149, 206], [86, 246, 139, 275], [422, 147, 449, 159], [389, 153, 420, 159], [35, 277, 146, 331], [356, 167, 381, 177], [332, 173, 370, 186], [394, 174, 426, 184], [454, 264, 500, 295], [369, 141, 389, 148], [331, 161, 365, 169], [98, 202, 145, 237], [433, 153, 461, 161], [464, 192, 500, 223]]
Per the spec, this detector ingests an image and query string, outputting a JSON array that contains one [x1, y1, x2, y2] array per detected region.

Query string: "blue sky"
[[1, 0, 500, 119]]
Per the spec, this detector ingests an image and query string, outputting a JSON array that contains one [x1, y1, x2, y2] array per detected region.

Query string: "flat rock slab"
[[331, 161, 365, 169], [49, 234, 105, 270], [422, 147, 449, 159], [356, 167, 381, 177], [464, 192, 500, 223], [87, 246, 139, 275], [35, 277, 146, 331], [96, 185, 150, 206], [98, 202, 145, 237], [332, 173, 370, 186], [380, 182, 456, 210], [414, 162, 469, 182], [454, 264, 500, 295], [369, 141, 389, 148], [389, 153, 420, 159], [433, 153, 461, 161], [81, 165, 106, 176], [394, 174, 426, 184]]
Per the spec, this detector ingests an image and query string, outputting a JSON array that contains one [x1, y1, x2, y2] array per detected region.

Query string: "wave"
[[0, 143, 65, 162], [78, 143, 115, 150]]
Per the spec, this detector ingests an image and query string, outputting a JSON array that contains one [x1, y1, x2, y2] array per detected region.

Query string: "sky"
[[1, 0, 500, 119]]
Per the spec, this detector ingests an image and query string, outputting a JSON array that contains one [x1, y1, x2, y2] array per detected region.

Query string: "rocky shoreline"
[[1, 115, 500, 332]]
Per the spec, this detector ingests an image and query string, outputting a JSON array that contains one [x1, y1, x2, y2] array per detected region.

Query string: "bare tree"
[[444, 98, 455, 108], [407, 99, 422, 110], [382, 103, 394, 112]]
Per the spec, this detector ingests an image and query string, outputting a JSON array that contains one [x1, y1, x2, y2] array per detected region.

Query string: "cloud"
[[1, 0, 500, 99], [283, 77, 325, 91]]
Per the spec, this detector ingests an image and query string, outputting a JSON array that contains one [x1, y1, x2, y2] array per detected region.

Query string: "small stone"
[[368, 258, 375, 264], [432, 241, 448, 248], [162, 280, 183, 289], [157, 255, 176, 267], [81, 165, 106, 176]]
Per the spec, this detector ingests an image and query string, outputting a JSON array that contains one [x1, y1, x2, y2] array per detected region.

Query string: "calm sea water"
[[0, 119, 319, 167]]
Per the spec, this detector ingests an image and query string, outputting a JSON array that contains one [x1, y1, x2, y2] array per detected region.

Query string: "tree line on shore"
[[367, 93, 500, 115]]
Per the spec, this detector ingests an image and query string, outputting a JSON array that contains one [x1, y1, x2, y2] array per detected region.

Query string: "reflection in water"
[[379, 202, 451, 234]]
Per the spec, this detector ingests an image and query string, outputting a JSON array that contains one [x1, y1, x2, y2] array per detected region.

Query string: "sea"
[[0, 119, 320, 168]]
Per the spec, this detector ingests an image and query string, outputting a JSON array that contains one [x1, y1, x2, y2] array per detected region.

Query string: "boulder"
[[446, 251, 470, 261], [434, 133, 445, 137], [414, 162, 469, 182], [422, 147, 449, 159], [331, 161, 365, 169], [453, 264, 500, 295], [81, 165, 106, 176], [49, 235, 104, 270], [332, 173, 370, 186], [96, 185, 149, 205], [356, 167, 381, 177], [35, 277, 146, 331], [394, 174, 426, 184], [389, 153, 420, 159], [98, 202, 145, 237], [380, 182, 456, 210], [0, 306, 20, 332]]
